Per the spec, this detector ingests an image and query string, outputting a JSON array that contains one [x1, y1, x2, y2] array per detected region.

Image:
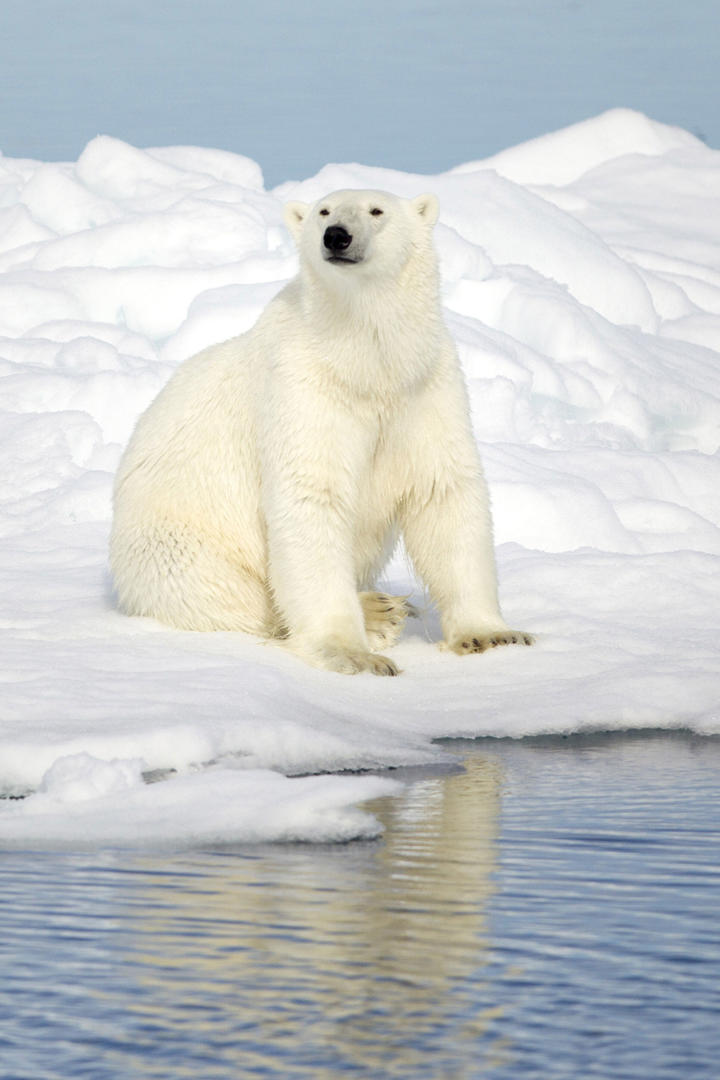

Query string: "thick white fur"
[[110, 189, 532, 675]]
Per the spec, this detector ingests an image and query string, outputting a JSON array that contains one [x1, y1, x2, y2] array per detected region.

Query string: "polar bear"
[[110, 188, 532, 675]]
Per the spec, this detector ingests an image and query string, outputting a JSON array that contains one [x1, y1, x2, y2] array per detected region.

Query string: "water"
[[0, 0, 717, 186], [1, 732, 718, 1079]]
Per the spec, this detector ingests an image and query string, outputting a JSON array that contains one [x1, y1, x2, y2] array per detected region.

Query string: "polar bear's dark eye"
[[319, 208, 330, 216], [370, 207, 383, 216]]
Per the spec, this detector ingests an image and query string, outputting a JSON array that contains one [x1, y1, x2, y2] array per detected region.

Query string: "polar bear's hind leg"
[[111, 523, 278, 636]]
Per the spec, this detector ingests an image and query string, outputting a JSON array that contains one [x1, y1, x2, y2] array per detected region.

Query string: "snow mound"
[[1, 111, 719, 848], [450, 108, 706, 186]]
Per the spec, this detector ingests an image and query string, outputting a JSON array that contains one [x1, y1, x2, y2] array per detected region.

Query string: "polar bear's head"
[[283, 189, 439, 285]]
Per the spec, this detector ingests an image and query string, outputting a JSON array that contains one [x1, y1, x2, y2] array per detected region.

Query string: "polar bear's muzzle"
[[323, 224, 362, 264]]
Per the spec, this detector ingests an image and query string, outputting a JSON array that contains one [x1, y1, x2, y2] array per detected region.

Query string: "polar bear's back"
[[115, 337, 257, 511]]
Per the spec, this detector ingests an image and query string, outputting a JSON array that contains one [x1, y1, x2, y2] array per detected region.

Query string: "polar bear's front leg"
[[268, 514, 399, 674], [401, 481, 533, 655], [395, 357, 533, 657], [398, 433, 533, 657], [261, 404, 399, 676], [269, 529, 400, 675]]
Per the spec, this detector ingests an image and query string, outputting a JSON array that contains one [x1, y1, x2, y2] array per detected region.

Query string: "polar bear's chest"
[[312, 320, 435, 402]]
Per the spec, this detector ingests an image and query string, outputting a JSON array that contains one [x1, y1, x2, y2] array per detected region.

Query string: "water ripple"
[[1, 733, 718, 1079]]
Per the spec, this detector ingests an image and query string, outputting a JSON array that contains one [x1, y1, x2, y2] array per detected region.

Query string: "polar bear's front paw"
[[359, 591, 416, 651], [364, 652, 401, 676], [285, 633, 401, 675], [447, 630, 535, 655], [318, 645, 400, 677]]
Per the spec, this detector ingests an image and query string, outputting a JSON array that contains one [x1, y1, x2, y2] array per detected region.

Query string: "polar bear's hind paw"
[[367, 653, 401, 676], [360, 591, 416, 651]]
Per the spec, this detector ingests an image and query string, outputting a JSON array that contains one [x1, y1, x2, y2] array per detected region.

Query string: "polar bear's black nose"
[[323, 225, 352, 252]]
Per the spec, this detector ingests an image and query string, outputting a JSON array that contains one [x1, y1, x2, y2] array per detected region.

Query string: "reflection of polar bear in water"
[[110, 188, 533, 675]]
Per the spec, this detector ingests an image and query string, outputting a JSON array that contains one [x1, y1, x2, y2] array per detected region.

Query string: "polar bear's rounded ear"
[[283, 201, 310, 244], [412, 193, 439, 226]]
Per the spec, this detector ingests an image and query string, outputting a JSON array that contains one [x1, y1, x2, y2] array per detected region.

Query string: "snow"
[[0, 754, 399, 850], [1, 108, 719, 849]]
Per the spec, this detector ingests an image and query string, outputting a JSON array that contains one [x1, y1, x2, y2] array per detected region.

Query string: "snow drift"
[[1, 109, 719, 847]]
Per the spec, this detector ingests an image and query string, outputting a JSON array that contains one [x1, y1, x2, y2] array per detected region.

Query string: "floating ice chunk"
[[0, 766, 402, 849], [0, 725, 217, 796], [37, 752, 145, 803]]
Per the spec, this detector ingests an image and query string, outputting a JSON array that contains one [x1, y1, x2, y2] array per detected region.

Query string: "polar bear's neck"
[[294, 255, 446, 399]]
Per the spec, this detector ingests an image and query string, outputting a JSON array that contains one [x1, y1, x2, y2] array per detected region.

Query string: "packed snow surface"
[[1, 109, 719, 848]]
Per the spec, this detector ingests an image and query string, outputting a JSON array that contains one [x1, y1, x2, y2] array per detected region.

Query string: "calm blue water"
[[1, 732, 719, 1079], [0, 0, 717, 186]]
